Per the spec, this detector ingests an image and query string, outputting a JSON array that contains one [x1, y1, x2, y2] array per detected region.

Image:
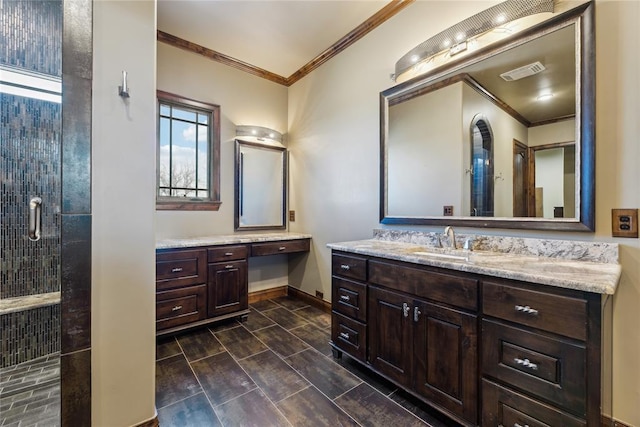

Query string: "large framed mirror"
[[234, 140, 287, 230], [380, 3, 594, 231]]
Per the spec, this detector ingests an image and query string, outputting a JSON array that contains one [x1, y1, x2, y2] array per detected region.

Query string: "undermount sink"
[[410, 249, 470, 262]]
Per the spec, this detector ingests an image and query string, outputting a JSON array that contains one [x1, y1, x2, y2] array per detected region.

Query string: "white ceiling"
[[157, 0, 389, 78]]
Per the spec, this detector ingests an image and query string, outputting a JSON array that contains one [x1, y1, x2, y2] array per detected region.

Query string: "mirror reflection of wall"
[[235, 140, 286, 230], [533, 144, 575, 219]]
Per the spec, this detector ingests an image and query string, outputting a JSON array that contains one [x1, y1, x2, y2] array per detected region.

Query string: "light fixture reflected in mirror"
[[394, 0, 554, 83], [236, 125, 284, 145]]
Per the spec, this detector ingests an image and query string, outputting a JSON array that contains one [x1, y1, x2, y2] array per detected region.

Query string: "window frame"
[[156, 90, 221, 211]]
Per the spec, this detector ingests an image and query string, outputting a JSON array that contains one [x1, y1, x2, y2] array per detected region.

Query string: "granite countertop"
[[327, 239, 621, 295], [157, 232, 312, 249]]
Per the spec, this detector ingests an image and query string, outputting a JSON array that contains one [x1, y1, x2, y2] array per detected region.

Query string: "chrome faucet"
[[444, 226, 456, 249]]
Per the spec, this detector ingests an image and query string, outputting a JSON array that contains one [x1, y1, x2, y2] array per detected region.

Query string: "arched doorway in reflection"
[[470, 114, 494, 216]]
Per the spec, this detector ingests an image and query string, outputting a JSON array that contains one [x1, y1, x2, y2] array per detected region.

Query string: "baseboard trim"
[[602, 416, 632, 427], [248, 286, 288, 304], [135, 414, 159, 427], [287, 286, 331, 313]]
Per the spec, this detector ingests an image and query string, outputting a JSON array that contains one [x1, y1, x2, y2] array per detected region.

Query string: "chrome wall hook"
[[118, 70, 130, 98]]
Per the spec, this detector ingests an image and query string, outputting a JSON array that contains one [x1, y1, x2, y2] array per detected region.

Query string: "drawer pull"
[[515, 305, 539, 316], [224, 252, 234, 256], [414, 306, 421, 322], [225, 264, 234, 269], [340, 295, 351, 302], [339, 332, 350, 340], [340, 264, 351, 271], [514, 357, 538, 370], [171, 305, 183, 311], [278, 246, 286, 251], [171, 267, 183, 273], [402, 302, 410, 318]]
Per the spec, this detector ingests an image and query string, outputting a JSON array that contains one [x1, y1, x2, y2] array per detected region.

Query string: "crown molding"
[[157, 0, 415, 87]]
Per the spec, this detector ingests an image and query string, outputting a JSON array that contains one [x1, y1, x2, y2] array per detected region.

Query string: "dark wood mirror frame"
[[380, 3, 594, 231], [234, 139, 287, 231]]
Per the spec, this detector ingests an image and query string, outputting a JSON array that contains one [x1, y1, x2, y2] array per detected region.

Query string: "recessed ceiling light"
[[495, 13, 507, 24], [410, 55, 420, 63], [455, 32, 466, 42], [443, 39, 451, 47]]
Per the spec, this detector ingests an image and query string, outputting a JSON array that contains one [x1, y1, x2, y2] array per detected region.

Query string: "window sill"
[[156, 200, 222, 211]]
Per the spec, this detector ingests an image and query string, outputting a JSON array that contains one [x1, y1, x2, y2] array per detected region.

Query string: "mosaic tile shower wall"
[[1, 0, 62, 76], [0, 305, 61, 368], [1, 95, 61, 299], [1, 0, 62, 367]]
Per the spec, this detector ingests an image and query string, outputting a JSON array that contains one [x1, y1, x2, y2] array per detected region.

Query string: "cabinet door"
[[413, 300, 478, 424], [368, 286, 413, 387], [208, 260, 248, 317]]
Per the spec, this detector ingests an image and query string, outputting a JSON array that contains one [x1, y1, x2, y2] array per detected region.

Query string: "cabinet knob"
[[515, 305, 538, 316], [340, 295, 350, 302], [278, 246, 286, 251], [339, 332, 350, 340], [224, 252, 234, 256], [171, 267, 183, 273], [402, 302, 410, 317], [171, 305, 183, 311], [414, 306, 421, 322], [225, 264, 234, 269], [514, 357, 538, 370], [340, 264, 351, 271]]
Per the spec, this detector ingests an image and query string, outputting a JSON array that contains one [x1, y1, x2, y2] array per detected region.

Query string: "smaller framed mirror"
[[234, 140, 287, 230]]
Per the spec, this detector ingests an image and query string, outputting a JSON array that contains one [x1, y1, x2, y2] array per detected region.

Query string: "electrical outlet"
[[315, 290, 324, 299], [289, 210, 295, 222], [612, 208, 638, 238], [443, 205, 454, 216]]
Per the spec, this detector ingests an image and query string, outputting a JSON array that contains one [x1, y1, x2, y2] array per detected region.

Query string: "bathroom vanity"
[[155, 233, 310, 336], [329, 230, 620, 427]]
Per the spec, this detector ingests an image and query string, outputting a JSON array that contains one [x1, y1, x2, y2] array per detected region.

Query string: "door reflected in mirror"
[[381, 3, 595, 231], [235, 140, 287, 230]]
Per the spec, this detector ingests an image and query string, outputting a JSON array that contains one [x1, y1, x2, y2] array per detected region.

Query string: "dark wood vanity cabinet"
[[366, 265, 478, 424], [330, 250, 603, 427], [207, 246, 248, 317], [156, 238, 310, 336], [207, 260, 248, 317]]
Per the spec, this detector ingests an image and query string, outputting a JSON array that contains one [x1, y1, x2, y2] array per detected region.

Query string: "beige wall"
[[156, 43, 288, 239], [288, 1, 640, 425], [92, 1, 157, 425], [388, 83, 463, 216], [156, 43, 290, 293]]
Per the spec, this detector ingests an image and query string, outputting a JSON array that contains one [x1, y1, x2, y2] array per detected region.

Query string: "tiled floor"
[[0, 354, 60, 427], [156, 296, 457, 427]]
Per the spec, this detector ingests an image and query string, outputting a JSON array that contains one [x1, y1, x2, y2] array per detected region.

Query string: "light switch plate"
[[612, 208, 638, 238]]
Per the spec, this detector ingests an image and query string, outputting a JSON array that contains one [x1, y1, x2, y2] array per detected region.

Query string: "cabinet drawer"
[[482, 319, 586, 416], [156, 249, 207, 291], [483, 281, 587, 340], [331, 311, 366, 362], [208, 245, 248, 263], [482, 380, 585, 427], [332, 253, 367, 281], [332, 277, 367, 322], [156, 284, 207, 331], [251, 239, 310, 256], [368, 260, 478, 311]]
